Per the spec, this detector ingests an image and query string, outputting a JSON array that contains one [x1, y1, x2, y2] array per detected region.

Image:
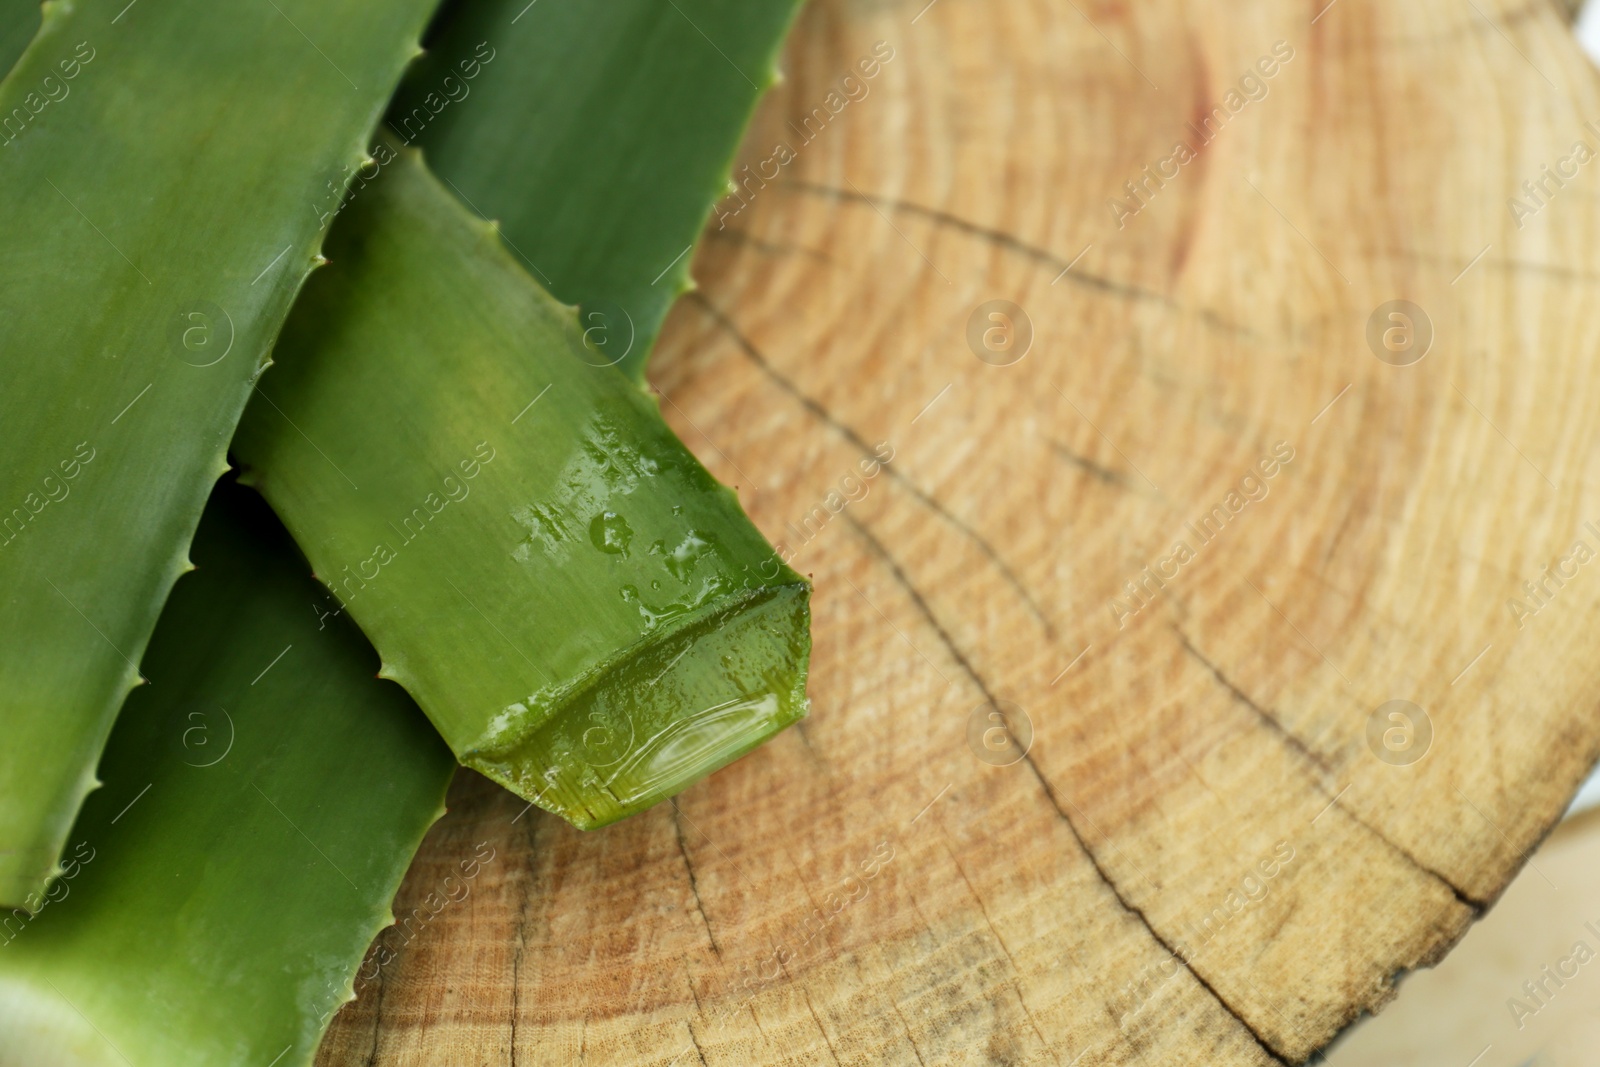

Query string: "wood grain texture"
[[316, 0, 1600, 1062]]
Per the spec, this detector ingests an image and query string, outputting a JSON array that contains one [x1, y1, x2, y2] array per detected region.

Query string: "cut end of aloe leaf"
[[468, 581, 810, 829], [0, 979, 120, 1067]]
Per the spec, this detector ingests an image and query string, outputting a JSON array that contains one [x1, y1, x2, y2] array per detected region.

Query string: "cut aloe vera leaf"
[[393, 0, 804, 381], [0, 0, 38, 76], [0, 480, 454, 1067], [0, 0, 439, 905], [233, 149, 811, 829]]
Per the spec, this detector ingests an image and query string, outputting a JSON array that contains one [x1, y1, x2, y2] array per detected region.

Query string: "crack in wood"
[[1174, 625, 1335, 775], [790, 718, 831, 772], [1047, 439, 1131, 488], [706, 225, 834, 264], [507, 814, 537, 1067], [1333, 803, 1487, 914], [1013, 978, 1063, 1066], [673, 802, 725, 961], [936, 822, 1028, 981], [842, 512, 1295, 1065], [939, 826, 1069, 1063], [689, 292, 1057, 638], [362, 952, 385, 1067], [1024, 761, 1295, 1067], [802, 989, 845, 1066], [891, 999, 931, 1067], [781, 179, 1260, 341], [1175, 624, 1486, 912]]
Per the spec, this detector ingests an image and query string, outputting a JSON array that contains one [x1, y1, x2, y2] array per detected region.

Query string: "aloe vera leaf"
[[0, 0, 39, 76], [0, 480, 454, 1067], [0, 0, 440, 905], [233, 149, 811, 829], [393, 0, 804, 382]]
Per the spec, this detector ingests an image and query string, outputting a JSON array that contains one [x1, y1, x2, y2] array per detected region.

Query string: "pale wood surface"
[[317, 0, 1600, 1062]]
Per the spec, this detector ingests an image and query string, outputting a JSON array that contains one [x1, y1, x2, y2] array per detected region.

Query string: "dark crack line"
[[673, 804, 725, 960], [1013, 979, 1062, 1066], [938, 825, 1022, 975], [707, 225, 835, 264], [690, 292, 1055, 638], [1048, 438, 1131, 488], [1023, 753, 1293, 1067], [942, 829, 1066, 1063], [509, 934, 525, 1065], [783, 179, 1260, 340], [509, 930, 524, 1066], [1175, 626, 1484, 913], [1259, 900, 1298, 948], [362, 945, 386, 1067], [843, 512, 1003, 703], [785, 179, 1160, 302], [1335, 802, 1486, 914], [791, 718, 831, 772], [678, 973, 717, 1066], [685, 966, 706, 1019], [1319, 500, 1359, 570], [844, 512, 1293, 1066], [508, 815, 538, 1067], [1174, 625, 1334, 775], [892, 1000, 931, 1067], [803, 990, 845, 1066]]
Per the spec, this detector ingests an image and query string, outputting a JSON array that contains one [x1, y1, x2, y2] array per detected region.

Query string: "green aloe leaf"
[[0, 0, 439, 905], [394, 0, 805, 381], [233, 149, 811, 829], [0, 480, 454, 1067], [0, 0, 39, 77]]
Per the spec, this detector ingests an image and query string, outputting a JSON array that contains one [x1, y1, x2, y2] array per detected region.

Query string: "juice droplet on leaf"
[[589, 510, 633, 556]]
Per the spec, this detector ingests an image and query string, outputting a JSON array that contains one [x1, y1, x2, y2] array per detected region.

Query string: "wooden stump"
[[317, 0, 1600, 1062]]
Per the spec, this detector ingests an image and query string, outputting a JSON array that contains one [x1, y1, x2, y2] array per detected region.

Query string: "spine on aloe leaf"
[[0, 481, 453, 1067], [0, 0, 440, 908], [233, 149, 811, 829], [388, 0, 807, 383]]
